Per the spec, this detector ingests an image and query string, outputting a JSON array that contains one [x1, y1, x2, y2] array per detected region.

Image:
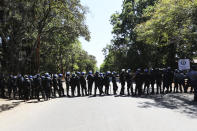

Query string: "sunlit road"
[[0, 92, 197, 131]]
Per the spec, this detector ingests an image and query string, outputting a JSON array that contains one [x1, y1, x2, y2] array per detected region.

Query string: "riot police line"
[[0, 66, 197, 101]]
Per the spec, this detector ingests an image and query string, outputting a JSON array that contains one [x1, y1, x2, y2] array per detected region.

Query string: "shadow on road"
[[137, 93, 197, 118], [0, 100, 24, 113]]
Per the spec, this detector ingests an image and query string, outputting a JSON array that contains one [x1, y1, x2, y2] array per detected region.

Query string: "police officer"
[[29, 75, 34, 99], [126, 69, 133, 96], [17, 74, 24, 99], [23, 75, 31, 101], [187, 65, 197, 102], [80, 72, 87, 96], [134, 69, 143, 96], [167, 67, 174, 93], [120, 69, 126, 95], [150, 69, 156, 94], [75, 72, 81, 97], [13, 76, 18, 99], [104, 71, 111, 95], [155, 68, 162, 94], [70, 73, 76, 97], [0, 74, 5, 98], [178, 71, 186, 93], [65, 72, 71, 97], [112, 72, 118, 95], [43, 73, 52, 100], [52, 74, 58, 97], [8, 75, 14, 99], [41, 75, 46, 99], [99, 73, 104, 95], [143, 69, 150, 95], [34, 74, 42, 101], [94, 71, 100, 96], [58, 74, 65, 97], [12, 76, 17, 99], [174, 69, 180, 93], [87, 71, 94, 95], [163, 68, 168, 93]]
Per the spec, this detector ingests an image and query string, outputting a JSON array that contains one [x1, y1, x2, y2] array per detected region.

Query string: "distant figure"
[[187, 65, 197, 102], [58, 74, 65, 97], [0, 74, 6, 98], [34, 74, 42, 101], [120, 69, 126, 95], [104, 71, 110, 95], [150, 69, 156, 94], [65, 72, 71, 97], [126, 69, 133, 96], [80, 72, 87, 96], [75, 72, 81, 97], [112, 72, 118, 95], [23, 75, 31, 101], [94, 71, 100, 96], [143, 69, 150, 95], [52, 74, 58, 97], [70, 74, 76, 97], [155, 68, 162, 94], [43, 73, 52, 100], [134, 69, 143, 96], [87, 71, 94, 95]]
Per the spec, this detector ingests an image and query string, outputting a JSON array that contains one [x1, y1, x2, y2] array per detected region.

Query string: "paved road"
[[0, 93, 197, 131]]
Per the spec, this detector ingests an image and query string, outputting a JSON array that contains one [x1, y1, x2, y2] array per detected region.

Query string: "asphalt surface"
[[0, 92, 197, 131]]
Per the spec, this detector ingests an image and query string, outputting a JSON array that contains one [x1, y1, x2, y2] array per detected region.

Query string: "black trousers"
[[113, 83, 118, 95], [66, 83, 70, 96], [120, 82, 125, 95], [88, 82, 93, 95]]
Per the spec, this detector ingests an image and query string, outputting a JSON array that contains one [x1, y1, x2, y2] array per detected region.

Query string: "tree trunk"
[[35, 34, 40, 73]]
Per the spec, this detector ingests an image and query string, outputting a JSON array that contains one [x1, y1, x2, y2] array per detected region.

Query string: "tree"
[[102, 0, 157, 70], [0, 0, 94, 74], [135, 0, 197, 67]]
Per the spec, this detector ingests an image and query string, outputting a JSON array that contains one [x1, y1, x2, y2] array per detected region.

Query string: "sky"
[[79, 0, 123, 67]]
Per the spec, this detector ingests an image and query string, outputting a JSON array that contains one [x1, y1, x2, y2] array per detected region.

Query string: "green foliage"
[[0, 0, 96, 74], [135, 0, 197, 67], [102, 0, 157, 70], [102, 0, 197, 70]]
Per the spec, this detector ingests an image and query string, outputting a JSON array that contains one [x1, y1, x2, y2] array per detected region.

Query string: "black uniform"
[[99, 74, 104, 95], [143, 71, 150, 95], [168, 69, 174, 93], [163, 70, 168, 93], [134, 72, 143, 96], [23, 77, 31, 100], [87, 74, 94, 95], [104, 74, 110, 95], [80, 75, 87, 96], [0, 74, 5, 98], [126, 72, 133, 96], [70, 75, 76, 97], [52, 76, 59, 97], [75, 75, 81, 96], [155, 69, 162, 94], [17, 75, 24, 99], [43, 76, 52, 100], [120, 72, 126, 95], [187, 69, 197, 101], [8, 76, 17, 98], [179, 73, 186, 93], [65, 75, 71, 96], [94, 73, 100, 96], [34, 76, 42, 101], [29, 77, 34, 99], [112, 75, 118, 95], [150, 70, 156, 94]]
